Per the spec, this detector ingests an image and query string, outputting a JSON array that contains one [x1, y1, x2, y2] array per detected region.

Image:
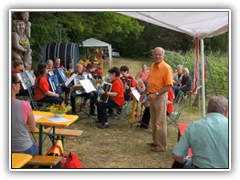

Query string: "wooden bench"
[[31, 127, 83, 144], [27, 155, 62, 168]]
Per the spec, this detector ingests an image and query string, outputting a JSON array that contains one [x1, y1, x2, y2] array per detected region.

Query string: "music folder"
[[17, 70, 35, 90], [64, 73, 75, 87]]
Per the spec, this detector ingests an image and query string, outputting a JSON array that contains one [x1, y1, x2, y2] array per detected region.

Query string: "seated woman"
[[97, 67, 124, 129], [175, 68, 192, 97], [34, 62, 63, 104], [11, 74, 38, 156]]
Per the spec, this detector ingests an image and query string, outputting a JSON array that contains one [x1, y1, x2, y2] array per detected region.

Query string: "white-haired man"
[[140, 47, 173, 152], [172, 95, 228, 168]]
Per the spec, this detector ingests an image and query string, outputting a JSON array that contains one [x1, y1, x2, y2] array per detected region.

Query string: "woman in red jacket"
[[34, 62, 63, 104], [97, 67, 124, 129]]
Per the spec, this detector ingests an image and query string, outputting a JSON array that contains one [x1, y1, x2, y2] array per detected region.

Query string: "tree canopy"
[[12, 11, 228, 68]]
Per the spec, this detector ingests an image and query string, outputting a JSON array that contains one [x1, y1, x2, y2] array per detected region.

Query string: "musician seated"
[[47, 59, 54, 71], [52, 57, 71, 105], [12, 59, 29, 96], [120, 65, 137, 101], [34, 62, 64, 104], [54, 57, 65, 69], [91, 63, 104, 80], [97, 67, 124, 129], [70, 63, 97, 115]]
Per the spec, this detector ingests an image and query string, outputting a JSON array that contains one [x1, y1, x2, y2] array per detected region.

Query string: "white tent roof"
[[80, 38, 112, 66], [119, 11, 229, 39], [81, 38, 111, 47]]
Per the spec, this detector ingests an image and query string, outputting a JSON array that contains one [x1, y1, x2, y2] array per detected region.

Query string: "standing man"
[[140, 47, 173, 152]]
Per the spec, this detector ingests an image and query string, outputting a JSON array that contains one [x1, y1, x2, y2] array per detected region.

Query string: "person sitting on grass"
[[172, 95, 228, 168]]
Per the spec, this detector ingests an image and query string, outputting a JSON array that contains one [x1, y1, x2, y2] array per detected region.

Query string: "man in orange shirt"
[[140, 47, 173, 152]]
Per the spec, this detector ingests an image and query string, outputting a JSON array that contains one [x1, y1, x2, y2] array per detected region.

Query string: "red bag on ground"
[[61, 152, 83, 168]]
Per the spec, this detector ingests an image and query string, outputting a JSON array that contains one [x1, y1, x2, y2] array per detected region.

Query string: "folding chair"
[[28, 87, 51, 111], [167, 90, 188, 128], [113, 100, 132, 122]]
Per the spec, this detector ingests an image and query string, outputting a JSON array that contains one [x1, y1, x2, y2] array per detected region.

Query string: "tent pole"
[[201, 39, 206, 117]]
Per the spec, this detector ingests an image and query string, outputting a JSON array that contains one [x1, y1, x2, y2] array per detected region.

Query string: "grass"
[[36, 57, 203, 169]]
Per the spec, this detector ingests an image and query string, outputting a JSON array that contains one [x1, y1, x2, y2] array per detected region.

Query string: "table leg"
[[38, 125, 43, 155], [52, 126, 56, 146]]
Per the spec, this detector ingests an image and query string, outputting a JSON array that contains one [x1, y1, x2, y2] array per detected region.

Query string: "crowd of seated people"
[[12, 56, 229, 168], [174, 67, 192, 98]]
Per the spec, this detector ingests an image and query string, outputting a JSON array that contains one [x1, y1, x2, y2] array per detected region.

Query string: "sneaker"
[[98, 123, 110, 129]]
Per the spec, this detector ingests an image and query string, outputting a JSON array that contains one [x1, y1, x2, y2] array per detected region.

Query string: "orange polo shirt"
[[147, 60, 173, 93]]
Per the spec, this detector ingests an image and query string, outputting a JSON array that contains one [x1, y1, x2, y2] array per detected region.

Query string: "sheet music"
[[17, 73, 27, 90], [132, 89, 141, 102], [34, 115, 43, 121], [65, 73, 75, 86], [79, 79, 96, 93], [44, 116, 70, 123]]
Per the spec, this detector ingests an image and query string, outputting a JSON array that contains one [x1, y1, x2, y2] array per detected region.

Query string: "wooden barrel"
[[42, 42, 80, 69]]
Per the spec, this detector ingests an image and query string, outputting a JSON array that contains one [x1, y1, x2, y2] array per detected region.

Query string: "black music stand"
[[76, 79, 97, 123]]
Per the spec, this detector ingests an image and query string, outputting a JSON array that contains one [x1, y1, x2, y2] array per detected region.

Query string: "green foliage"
[[164, 50, 228, 97]]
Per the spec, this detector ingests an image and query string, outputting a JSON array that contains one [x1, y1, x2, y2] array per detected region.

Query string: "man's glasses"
[[15, 81, 21, 84]]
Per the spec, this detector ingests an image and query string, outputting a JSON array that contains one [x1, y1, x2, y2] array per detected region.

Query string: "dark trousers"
[[61, 86, 71, 105], [38, 95, 64, 104], [97, 99, 119, 124], [140, 107, 150, 128], [70, 91, 97, 114]]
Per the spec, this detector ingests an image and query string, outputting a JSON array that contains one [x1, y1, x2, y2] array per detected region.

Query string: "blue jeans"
[[22, 141, 38, 156]]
